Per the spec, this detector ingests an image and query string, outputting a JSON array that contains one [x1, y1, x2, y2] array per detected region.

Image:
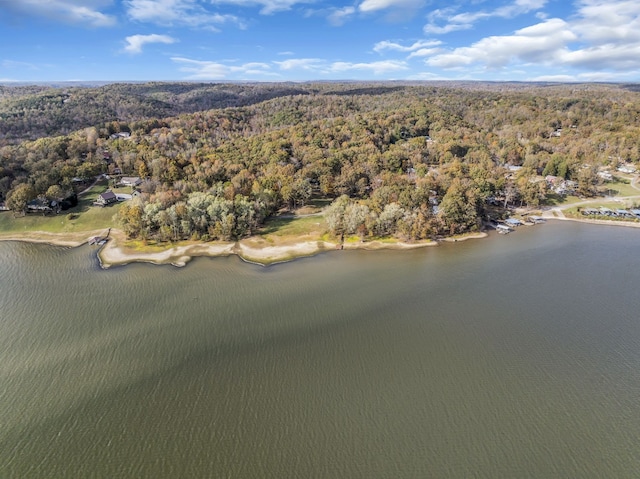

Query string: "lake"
[[1, 221, 640, 478]]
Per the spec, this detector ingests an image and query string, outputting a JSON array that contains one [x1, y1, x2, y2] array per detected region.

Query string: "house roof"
[[100, 191, 117, 200], [121, 176, 141, 184]]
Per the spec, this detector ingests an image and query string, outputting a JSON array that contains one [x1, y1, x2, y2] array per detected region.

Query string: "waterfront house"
[[27, 198, 53, 214]]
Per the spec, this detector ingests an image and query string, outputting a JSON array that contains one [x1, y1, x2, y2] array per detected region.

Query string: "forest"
[[1, 81, 639, 242]]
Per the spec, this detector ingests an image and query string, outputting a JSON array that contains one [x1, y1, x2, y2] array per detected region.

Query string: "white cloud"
[[427, 18, 575, 69], [273, 58, 408, 76], [373, 39, 441, 53], [423, 23, 472, 35], [407, 48, 440, 59], [427, 1, 640, 74], [171, 57, 274, 79], [561, 44, 640, 70], [572, 0, 640, 44], [2, 0, 115, 27], [329, 60, 409, 74], [209, 0, 314, 15], [172, 58, 229, 78], [358, 0, 423, 13], [124, 34, 177, 54], [425, 0, 547, 35], [327, 6, 356, 26], [532, 70, 640, 82], [407, 71, 449, 80], [274, 58, 326, 71], [125, 0, 241, 28]]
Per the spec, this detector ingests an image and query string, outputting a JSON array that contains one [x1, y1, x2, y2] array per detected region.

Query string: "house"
[[617, 164, 636, 174], [95, 191, 117, 207], [120, 176, 142, 187], [27, 198, 53, 214], [110, 132, 131, 140], [545, 175, 561, 185]]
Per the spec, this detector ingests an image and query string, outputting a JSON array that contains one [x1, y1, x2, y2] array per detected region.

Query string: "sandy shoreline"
[[0, 227, 446, 267], [98, 232, 446, 267], [3, 215, 638, 267]]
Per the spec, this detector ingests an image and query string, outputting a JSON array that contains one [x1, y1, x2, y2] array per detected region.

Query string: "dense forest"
[[1, 82, 639, 241], [0, 82, 311, 143]]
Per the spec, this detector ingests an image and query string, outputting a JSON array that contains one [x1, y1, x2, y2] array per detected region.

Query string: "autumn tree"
[[6, 183, 35, 216]]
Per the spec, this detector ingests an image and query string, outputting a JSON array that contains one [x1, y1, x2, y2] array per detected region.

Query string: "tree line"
[[1, 82, 639, 240]]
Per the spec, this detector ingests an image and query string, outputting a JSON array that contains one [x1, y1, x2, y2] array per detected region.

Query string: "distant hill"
[[0, 82, 312, 144], [6, 80, 635, 145]]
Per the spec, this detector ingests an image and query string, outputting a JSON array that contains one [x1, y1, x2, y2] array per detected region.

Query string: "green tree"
[[6, 183, 35, 216], [45, 184, 63, 201], [439, 178, 480, 234]]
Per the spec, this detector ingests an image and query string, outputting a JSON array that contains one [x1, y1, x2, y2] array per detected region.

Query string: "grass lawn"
[[260, 214, 327, 236], [0, 181, 120, 235], [600, 180, 639, 198]]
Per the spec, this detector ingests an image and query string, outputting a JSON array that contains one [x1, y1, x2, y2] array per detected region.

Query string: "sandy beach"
[[0, 227, 444, 267], [97, 231, 441, 267]]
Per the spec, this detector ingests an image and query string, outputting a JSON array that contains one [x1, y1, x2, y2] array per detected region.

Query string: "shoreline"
[[542, 213, 640, 229], [0, 227, 448, 268], [2, 214, 639, 267]]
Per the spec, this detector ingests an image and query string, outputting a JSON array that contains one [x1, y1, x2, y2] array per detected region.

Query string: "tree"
[[577, 166, 598, 197], [375, 203, 404, 237], [117, 200, 144, 238], [343, 203, 370, 237], [439, 178, 480, 234], [45, 184, 63, 201], [324, 195, 349, 236], [6, 183, 35, 216]]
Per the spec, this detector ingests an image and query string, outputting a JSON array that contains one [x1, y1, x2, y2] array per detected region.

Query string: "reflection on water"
[[1, 222, 640, 477]]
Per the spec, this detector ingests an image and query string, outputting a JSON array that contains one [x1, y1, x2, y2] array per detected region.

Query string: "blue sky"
[[1, 0, 639, 82]]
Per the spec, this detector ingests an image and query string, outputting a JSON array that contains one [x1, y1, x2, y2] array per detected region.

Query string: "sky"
[[0, 0, 639, 83]]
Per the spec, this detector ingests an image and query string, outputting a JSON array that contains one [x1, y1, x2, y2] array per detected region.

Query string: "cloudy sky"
[[0, 0, 639, 82]]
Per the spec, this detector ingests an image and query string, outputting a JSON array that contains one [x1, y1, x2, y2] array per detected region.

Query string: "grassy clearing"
[[600, 181, 639, 198], [259, 215, 327, 238], [0, 181, 120, 235]]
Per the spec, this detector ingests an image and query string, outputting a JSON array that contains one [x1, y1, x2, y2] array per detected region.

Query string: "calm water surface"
[[1, 222, 640, 478]]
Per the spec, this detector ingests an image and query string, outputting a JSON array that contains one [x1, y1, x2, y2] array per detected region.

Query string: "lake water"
[[1, 222, 640, 478]]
